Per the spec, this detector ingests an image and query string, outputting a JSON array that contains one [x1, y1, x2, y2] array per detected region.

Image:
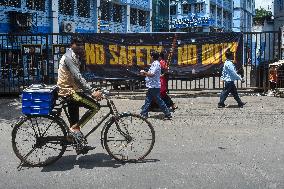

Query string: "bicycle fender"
[[100, 117, 114, 149], [11, 115, 28, 128]]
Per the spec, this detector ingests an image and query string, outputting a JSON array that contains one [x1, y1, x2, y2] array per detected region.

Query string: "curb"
[[112, 89, 261, 100]]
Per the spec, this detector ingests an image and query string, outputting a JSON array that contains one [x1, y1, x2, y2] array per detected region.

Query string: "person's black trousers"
[[218, 81, 243, 106]]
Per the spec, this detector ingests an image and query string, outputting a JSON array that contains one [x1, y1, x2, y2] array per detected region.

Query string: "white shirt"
[[145, 60, 161, 88]]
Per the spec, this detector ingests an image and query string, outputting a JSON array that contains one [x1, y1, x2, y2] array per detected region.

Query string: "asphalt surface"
[[1, 94, 284, 189]]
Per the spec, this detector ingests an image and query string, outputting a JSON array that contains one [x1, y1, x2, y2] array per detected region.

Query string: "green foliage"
[[253, 8, 273, 25]]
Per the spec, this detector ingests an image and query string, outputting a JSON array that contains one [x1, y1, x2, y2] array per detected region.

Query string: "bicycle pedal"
[[66, 135, 74, 143]]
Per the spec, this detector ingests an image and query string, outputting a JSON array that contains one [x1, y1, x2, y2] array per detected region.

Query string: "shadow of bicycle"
[[40, 153, 159, 172]]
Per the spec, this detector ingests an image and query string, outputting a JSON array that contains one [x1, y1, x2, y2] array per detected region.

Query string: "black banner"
[[80, 33, 243, 80]]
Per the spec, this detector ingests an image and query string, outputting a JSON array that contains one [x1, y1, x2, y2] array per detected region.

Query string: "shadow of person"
[[40, 153, 160, 172], [41, 153, 123, 172], [225, 105, 241, 108], [149, 113, 165, 120], [77, 153, 123, 169]]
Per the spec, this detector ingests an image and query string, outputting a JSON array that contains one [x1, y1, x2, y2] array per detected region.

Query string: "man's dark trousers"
[[219, 81, 243, 106], [141, 88, 170, 117]]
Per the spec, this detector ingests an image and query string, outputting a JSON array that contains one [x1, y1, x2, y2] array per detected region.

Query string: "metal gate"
[[168, 31, 282, 91], [0, 33, 71, 94], [0, 32, 281, 95]]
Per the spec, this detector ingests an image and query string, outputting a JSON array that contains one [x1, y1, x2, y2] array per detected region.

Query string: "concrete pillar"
[[221, 7, 224, 28], [191, 2, 194, 14], [205, 0, 210, 17], [51, 0, 59, 33], [149, 0, 152, 32], [215, 3, 217, 28], [177, 1, 181, 15], [203, 0, 210, 32], [95, 0, 101, 33], [22, 0, 26, 10], [126, 5, 131, 32]]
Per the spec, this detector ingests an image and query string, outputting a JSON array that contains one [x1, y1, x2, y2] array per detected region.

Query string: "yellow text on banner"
[[178, 45, 197, 65]]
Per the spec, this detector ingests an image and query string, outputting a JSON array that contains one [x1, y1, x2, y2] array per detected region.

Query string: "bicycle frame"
[[55, 96, 124, 149]]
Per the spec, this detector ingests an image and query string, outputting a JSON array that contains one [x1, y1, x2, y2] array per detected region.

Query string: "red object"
[[160, 59, 168, 97]]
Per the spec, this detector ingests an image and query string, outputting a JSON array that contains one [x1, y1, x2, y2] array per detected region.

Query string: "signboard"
[[52, 44, 68, 55], [79, 33, 243, 80], [21, 44, 42, 55]]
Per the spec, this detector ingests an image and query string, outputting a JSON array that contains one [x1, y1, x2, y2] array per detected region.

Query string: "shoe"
[[238, 102, 247, 108], [172, 105, 178, 111], [69, 130, 87, 151], [76, 146, 96, 155], [140, 114, 148, 119], [69, 130, 85, 142], [164, 115, 172, 120], [218, 103, 225, 108]]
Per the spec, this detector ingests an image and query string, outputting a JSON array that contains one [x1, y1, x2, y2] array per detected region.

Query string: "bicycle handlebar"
[[100, 88, 110, 99]]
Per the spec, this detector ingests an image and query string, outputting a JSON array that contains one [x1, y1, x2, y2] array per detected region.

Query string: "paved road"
[[0, 95, 284, 189]]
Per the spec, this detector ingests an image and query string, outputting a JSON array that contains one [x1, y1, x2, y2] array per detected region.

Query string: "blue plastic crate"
[[22, 92, 54, 101], [22, 107, 53, 115], [22, 85, 58, 115], [22, 100, 53, 108]]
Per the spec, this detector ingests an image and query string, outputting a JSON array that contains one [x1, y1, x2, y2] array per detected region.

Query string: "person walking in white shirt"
[[140, 51, 172, 119]]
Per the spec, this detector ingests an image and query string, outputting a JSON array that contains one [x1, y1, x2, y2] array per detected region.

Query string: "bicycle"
[[12, 90, 155, 167]]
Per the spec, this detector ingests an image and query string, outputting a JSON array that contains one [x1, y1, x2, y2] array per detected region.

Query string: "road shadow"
[[0, 98, 22, 124], [40, 153, 159, 172], [225, 105, 241, 108], [149, 113, 165, 120]]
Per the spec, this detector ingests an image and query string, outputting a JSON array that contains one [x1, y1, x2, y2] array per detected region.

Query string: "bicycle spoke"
[[29, 119, 39, 137], [35, 118, 42, 136], [21, 146, 37, 163], [41, 120, 56, 137], [12, 116, 67, 166], [17, 129, 36, 138], [105, 114, 155, 162]]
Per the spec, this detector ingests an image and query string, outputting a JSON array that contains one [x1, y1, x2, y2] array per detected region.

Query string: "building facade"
[[152, 0, 170, 32], [169, 0, 233, 32], [274, 0, 284, 30], [0, 0, 152, 34], [232, 0, 255, 32]]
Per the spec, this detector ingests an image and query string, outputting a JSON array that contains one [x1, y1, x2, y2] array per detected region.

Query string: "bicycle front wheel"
[[104, 113, 155, 162], [12, 115, 67, 166]]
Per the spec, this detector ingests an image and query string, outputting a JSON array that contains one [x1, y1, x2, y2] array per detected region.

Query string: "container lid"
[[23, 84, 58, 93]]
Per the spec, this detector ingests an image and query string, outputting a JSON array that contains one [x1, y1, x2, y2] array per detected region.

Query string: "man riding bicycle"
[[57, 37, 102, 154]]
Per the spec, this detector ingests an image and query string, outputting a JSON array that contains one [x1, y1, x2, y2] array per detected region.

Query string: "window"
[[101, 1, 111, 21], [182, 4, 190, 15], [0, 0, 21, 7], [130, 8, 137, 25], [223, 11, 227, 19], [59, 0, 74, 16], [279, 0, 284, 10], [170, 5, 176, 15], [210, 5, 215, 15], [194, 3, 203, 13], [77, 0, 90, 18], [26, 0, 45, 11], [138, 10, 147, 26], [113, 4, 122, 23]]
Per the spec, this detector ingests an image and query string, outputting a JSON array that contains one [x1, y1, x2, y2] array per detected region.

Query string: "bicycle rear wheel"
[[12, 115, 67, 166], [104, 113, 155, 162]]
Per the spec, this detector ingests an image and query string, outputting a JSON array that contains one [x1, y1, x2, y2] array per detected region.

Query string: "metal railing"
[[0, 31, 281, 94]]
